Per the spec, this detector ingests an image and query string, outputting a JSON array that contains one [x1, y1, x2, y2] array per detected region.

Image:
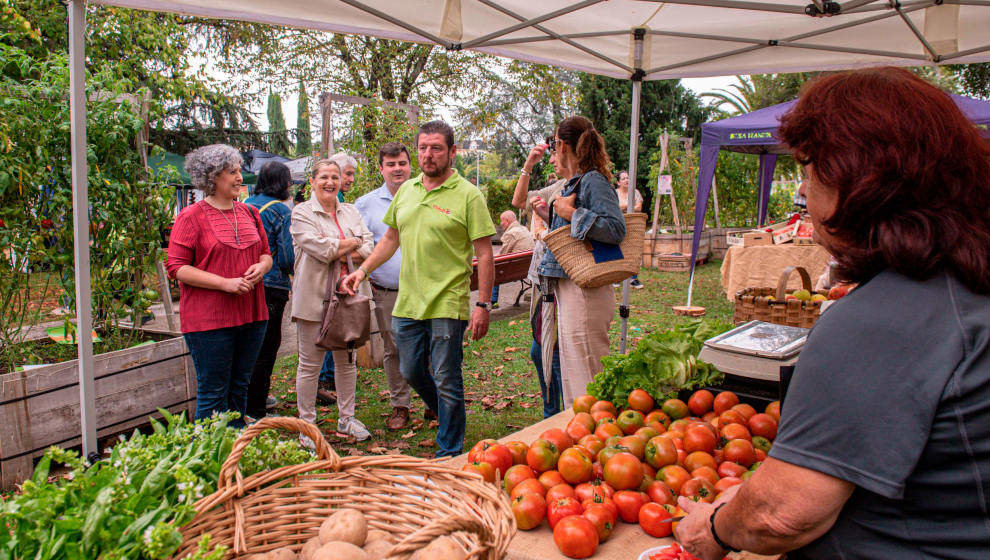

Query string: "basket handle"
[[387, 513, 496, 559], [775, 266, 812, 300], [218, 416, 341, 491]]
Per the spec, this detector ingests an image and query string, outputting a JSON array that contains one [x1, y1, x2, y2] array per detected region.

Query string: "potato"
[[409, 536, 465, 560], [319, 509, 368, 546], [269, 547, 297, 560], [361, 539, 393, 560], [364, 530, 392, 544], [312, 541, 368, 560], [300, 536, 322, 560]]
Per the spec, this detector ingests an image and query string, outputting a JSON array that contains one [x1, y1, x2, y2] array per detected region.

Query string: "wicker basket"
[[733, 266, 828, 329], [173, 417, 515, 559], [543, 212, 647, 288]]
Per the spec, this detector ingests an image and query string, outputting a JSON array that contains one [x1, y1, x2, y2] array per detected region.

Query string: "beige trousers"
[[554, 277, 615, 407], [371, 285, 410, 408], [296, 319, 358, 423]]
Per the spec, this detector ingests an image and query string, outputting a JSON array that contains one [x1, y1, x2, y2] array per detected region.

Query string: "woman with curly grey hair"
[[165, 144, 273, 428]]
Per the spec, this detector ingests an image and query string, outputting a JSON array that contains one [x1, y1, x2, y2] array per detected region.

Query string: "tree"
[[702, 73, 815, 114], [950, 63, 990, 99], [266, 90, 292, 157], [577, 74, 714, 216], [297, 81, 312, 157]]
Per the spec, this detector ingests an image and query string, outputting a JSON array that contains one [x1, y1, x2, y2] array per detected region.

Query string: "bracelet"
[[358, 265, 370, 277], [520, 169, 531, 177], [709, 503, 741, 553]]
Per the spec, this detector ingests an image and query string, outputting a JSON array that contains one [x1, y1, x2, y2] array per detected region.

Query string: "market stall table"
[[448, 410, 778, 560], [720, 244, 831, 301]]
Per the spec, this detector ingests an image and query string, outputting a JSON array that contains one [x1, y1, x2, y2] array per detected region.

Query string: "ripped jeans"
[[392, 317, 467, 457]]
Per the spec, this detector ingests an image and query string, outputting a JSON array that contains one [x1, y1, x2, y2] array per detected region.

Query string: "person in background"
[[491, 210, 535, 308], [329, 151, 358, 201], [166, 144, 272, 428], [341, 120, 496, 457], [354, 142, 415, 431], [533, 116, 624, 408], [290, 159, 375, 441], [674, 67, 990, 560], [614, 170, 644, 289], [243, 161, 295, 420], [512, 141, 565, 418]]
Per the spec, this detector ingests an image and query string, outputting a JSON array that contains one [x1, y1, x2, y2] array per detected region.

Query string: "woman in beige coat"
[[290, 160, 374, 440]]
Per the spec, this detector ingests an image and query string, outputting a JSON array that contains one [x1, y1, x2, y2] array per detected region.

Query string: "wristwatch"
[[476, 302, 491, 311]]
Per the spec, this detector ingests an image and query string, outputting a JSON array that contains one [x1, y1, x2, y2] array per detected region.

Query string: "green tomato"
[[141, 289, 159, 301]]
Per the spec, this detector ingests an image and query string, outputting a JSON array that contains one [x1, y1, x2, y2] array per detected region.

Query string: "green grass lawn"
[[265, 260, 732, 458]]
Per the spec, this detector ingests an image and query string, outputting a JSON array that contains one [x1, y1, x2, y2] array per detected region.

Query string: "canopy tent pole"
[[619, 29, 645, 355], [69, 0, 98, 458], [757, 153, 778, 225], [686, 143, 720, 307]]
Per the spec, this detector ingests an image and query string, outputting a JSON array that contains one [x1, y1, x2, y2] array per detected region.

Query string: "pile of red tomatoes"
[[461, 389, 781, 559]]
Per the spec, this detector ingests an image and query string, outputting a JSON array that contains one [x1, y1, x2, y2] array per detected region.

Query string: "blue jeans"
[[184, 320, 267, 429], [319, 352, 335, 385], [393, 317, 467, 457], [491, 284, 500, 304], [531, 340, 563, 418]]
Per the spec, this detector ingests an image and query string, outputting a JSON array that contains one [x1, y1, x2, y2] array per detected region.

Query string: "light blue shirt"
[[354, 184, 401, 289]]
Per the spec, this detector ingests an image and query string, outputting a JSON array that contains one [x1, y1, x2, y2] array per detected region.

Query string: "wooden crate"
[[642, 231, 710, 268], [710, 227, 751, 259], [0, 336, 196, 489]]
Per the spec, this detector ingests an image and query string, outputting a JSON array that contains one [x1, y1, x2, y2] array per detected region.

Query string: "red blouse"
[[165, 201, 270, 333]]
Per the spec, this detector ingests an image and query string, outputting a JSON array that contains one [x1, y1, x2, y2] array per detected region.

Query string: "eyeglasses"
[[548, 138, 557, 153]]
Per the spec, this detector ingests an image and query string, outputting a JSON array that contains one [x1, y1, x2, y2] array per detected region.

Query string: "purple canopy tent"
[[685, 93, 990, 307]]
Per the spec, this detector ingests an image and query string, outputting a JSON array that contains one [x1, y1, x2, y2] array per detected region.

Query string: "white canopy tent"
[[69, 0, 990, 455]]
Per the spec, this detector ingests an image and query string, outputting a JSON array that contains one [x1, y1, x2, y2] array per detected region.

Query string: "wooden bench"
[[470, 250, 534, 306]]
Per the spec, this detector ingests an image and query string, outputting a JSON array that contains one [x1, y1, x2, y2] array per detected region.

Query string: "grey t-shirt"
[[770, 270, 990, 559]]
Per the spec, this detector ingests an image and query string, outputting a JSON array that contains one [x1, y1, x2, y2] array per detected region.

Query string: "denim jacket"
[[244, 194, 294, 291], [538, 170, 626, 279]]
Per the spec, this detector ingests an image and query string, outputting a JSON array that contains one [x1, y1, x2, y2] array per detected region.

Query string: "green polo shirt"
[[383, 170, 496, 320]]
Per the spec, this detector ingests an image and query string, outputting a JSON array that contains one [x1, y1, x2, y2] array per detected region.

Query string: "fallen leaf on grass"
[[508, 320, 518, 326], [494, 400, 513, 411], [472, 350, 481, 357], [520, 402, 533, 409], [504, 346, 519, 353], [418, 439, 435, 448], [429, 420, 439, 429], [393, 441, 411, 450], [368, 446, 388, 454], [481, 395, 496, 409], [494, 366, 505, 374], [401, 430, 416, 439], [373, 429, 386, 437]]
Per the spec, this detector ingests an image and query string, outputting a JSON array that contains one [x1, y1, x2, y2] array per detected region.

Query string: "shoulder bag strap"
[[258, 199, 279, 214]]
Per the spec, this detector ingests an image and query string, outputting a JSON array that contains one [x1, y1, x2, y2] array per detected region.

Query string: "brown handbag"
[[315, 254, 372, 360]]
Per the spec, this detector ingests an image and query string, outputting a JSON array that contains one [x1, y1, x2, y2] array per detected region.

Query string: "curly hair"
[[779, 67, 990, 294], [184, 144, 243, 195]]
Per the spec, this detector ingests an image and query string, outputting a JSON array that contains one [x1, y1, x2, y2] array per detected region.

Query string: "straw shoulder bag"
[[174, 417, 515, 559]]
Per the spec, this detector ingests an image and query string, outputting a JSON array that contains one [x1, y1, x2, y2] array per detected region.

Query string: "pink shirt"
[[165, 201, 270, 333]]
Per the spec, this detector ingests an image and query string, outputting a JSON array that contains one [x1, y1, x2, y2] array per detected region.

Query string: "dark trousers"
[[184, 320, 267, 428], [531, 340, 563, 418], [246, 287, 288, 419]]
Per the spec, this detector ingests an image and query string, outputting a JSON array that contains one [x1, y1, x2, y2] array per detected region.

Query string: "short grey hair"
[[328, 151, 358, 172], [184, 144, 243, 195]]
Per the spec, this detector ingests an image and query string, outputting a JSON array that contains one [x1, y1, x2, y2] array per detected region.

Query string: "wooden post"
[[320, 92, 420, 156], [651, 133, 670, 259]]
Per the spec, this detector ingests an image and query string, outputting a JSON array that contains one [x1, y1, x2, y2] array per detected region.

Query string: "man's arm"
[[340, 227, 399, 294], [468, 236, 494, 341]]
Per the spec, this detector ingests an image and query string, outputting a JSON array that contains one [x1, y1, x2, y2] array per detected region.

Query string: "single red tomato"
[[552, 515, 599, 559], [721, 422, 752, 442], [646, 479, 675, 505], [590, 400, 618, 417], [765, 401, 781, 423], [571, 412, 597, 434], [755, 448, 767, 462], [591, 410, 616, 423], [461, 461, 495, 483], [575, 479, 613, 502], [731, 403, 758, 421], [713, 391, 739, 414], [558, 447, 594, 484], [581, 496, 619, 521], [645, 410, 671, 428], [612, 490, 650, 523], [594, 422, 624, 441], [616, 409, 646, 435], [714, 476, 743, 493], [572, 394, 597, 414], [680, 477, 716, 503], [687, 390, 715, 416], [644, 436, 678, 469], [510, 478, 548, 500], [748, 413, 778, 440], [691, 466, 719, 486], [540, 428, 574, 452], [702, 411, 718, 422], [627, 389, 655, 414], [683, 451, 716, 473], [719, 409, 747, 427], [566, 421, 591, 442], [526, 438, 560, 473], [657, 465, 691, 494], [504, 441, 529, 465], [723, 439, 757, 467], [683, 424, 717, 455], [546, 483, 578, 503], [468, 438, 498, 463], [603, 452, 643, 490], [661, 399, 689, 420], [538, 469, 567, 489], [717, 461, 747, 479], [511, 492, 546, 530], [503, 464, 537, 493], [618, 435, 647, 460], [638, 502, 674, 537], [547, 497, 584, 529], [582, 504, 616, 541], [635, 426, 661, 441], [477, 443, 514, 478], [577, 434, 605, 457]]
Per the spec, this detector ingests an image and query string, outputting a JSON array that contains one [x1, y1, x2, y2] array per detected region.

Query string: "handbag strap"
[[548, 173, 585, 226], [324, 259, 341, 305]]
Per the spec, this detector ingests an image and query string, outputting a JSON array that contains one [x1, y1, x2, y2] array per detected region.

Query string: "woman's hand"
[[336, 237, 360, 258], [553, 193, 578, 221], [531, 195, 551, 223], [221, 276, 252, 295], [524, 144, 548, 172], [674, 497, 729, 560], [242, 263, 266, 285]]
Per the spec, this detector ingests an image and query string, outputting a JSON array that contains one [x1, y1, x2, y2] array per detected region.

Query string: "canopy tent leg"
[[619, 31, 645, 355], [69, 0, 98, 459], [757, 153, 778, 225], [686, 143, 720, 306]]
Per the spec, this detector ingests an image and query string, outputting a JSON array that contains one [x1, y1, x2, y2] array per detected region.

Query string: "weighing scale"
[[696, 320, 810, 405]]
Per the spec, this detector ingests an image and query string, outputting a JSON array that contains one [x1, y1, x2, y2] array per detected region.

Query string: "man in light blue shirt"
[[354, 142, 413, 430]]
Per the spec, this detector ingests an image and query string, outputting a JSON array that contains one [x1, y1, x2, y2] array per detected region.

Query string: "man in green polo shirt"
[[341, 120, 495, 457]]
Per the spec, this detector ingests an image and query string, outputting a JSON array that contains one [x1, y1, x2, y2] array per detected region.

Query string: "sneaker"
[[316, 388, 337, 405], [266, 396, 278, 410], [336, 416, 371, 441], [387, 407, 410, 431], [630, 279, 645, 289]]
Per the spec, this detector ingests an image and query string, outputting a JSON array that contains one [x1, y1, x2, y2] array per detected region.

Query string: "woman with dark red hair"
[[674, 67, 990, 559]]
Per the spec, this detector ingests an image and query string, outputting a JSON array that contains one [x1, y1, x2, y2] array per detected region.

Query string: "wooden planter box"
[[711, 227, 752, 259], [642, 231, 711, 269], [0, 336, 196, 489]]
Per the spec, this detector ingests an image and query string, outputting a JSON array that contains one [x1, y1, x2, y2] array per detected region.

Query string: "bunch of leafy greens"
[[587, 320, 734, 408], [0, 411, 314, 560]]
